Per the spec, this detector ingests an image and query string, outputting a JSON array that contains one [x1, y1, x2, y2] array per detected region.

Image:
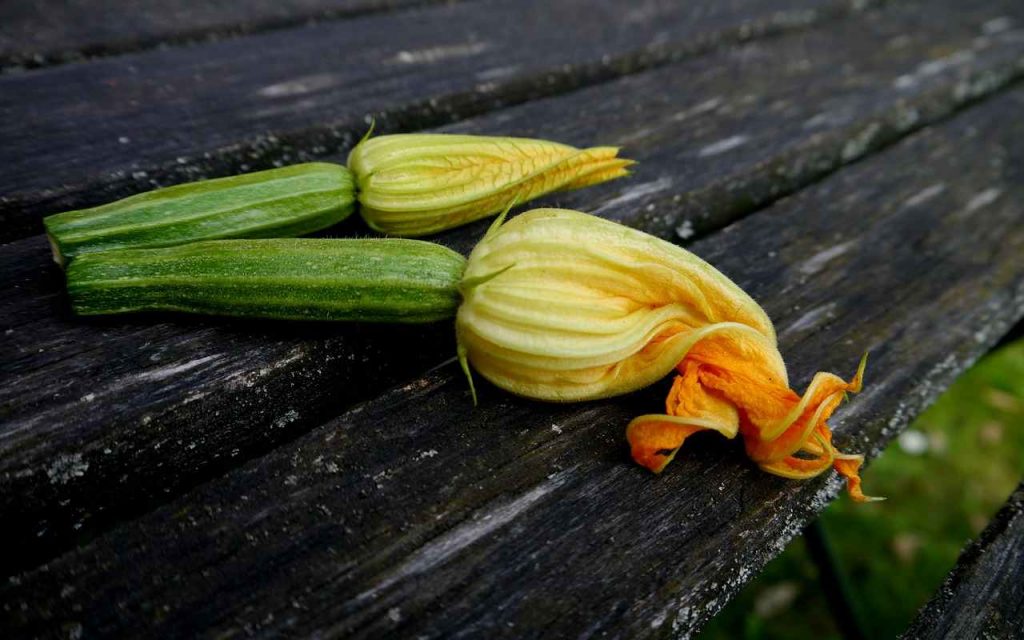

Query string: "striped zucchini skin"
[[45, 163, 356, 266], [66, 239, 466, 323]]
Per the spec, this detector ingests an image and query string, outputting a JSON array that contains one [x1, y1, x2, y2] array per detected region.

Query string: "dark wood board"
[[0, 0, 454, 72], [4, 80, 1024, 640], [902, 482, 1024, 639], [0, 0, 881, 243], [5, 0, 1024, 577]]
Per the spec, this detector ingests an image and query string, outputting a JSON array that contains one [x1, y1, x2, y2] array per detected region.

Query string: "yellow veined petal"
[[348, 134, 632, 236], [456, 208, 781, 402], [461, 209, 775, 336]]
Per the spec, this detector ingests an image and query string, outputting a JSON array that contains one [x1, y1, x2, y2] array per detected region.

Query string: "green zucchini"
[[66, 239, 466, 323], [45, 163, 356, 266]]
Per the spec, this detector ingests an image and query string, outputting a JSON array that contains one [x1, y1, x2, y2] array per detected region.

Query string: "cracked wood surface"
[[5, 0, 1024, 578], [0, 0, 877, 243], [902, 482, 1024, 639], [4, 82, 1024, 639], [0, 0, 453, 72]]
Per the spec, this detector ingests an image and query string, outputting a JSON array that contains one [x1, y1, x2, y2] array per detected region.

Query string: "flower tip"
[[851, 351, 869, 392], [357, 118, 376, 146], [833, 454, 880, 503], [457, 338, 479, 406], [459, 262, 515, 294], [630, 446, 675, 474], [847, 487, 886, 503], [627, 415, 699, 474], [611, 159, 637, 179]]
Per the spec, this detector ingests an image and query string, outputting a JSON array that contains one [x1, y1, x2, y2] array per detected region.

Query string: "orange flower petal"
[[626, 417, 705, 473], [626, 363, 740, 473], [629, 348, 878, 501], [834, 453, 885, 503]]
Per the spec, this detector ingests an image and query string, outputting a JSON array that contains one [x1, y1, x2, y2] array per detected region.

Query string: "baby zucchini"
[[45, 163, 356, 266], [66, 238, 466, 323]]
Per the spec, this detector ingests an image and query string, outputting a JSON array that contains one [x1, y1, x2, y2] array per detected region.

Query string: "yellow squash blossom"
[[348, 133, 632, 236], [457, 208, 877, 501]]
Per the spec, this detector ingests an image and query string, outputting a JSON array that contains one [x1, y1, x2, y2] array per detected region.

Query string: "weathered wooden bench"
[[2, 0, 1024, 637]]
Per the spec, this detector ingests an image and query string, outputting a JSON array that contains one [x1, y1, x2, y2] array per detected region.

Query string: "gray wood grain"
[[5, 0, 1024, 578], [0, 0, 879, 242], [4, 79, 1024, 640], [0, 0, 455, 72], [902, 482, 1024, 639]]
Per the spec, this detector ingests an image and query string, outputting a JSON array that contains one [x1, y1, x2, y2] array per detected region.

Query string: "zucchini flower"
[[457, 208, 877, 501], [347, 133, 632, 237]]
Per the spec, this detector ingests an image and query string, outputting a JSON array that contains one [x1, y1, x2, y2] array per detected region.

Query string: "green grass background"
[[699, 338, 1024, 640]]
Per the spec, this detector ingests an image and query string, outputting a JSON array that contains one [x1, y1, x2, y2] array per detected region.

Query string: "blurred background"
[[701, 337, 1024, 639]]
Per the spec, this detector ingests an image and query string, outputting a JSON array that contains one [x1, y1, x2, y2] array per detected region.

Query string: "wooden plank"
[[0, 0, 878, 243], [902, 482, 1024, 639], [0, 1, 451, 71], [4, 78, 1024, 640], [4, 0, 1024, 577]]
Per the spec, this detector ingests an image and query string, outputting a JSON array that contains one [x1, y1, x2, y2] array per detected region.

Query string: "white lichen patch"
[[893, 49, 976, 90], [225, 348, 304, 390], [594, 177, 674, 214], [258, 73, 342, 98], [902, 183, 946, 208], [272, 409, 300, 430], [46, 453, 89, 485], [780, 302, 837, 338], [649, 609, 668, 629], [840, 122, 882, 161], [798, 241, 854, 275], [391, 42, 488, 65], [675, 219, 695, 240], [802, 108, 853, 130], [982, 17, 1014, 35], [697, 135, 749, 158], [965, 188, 1002, 213], [671, 96, 724, 122], [135, 354, 222, 383], [475, 65, 521, 82], [893, 106, 920, 131]]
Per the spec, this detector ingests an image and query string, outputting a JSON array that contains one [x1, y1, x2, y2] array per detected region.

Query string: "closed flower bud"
[[347, 133, 632, 236], [457, 208, 877, 501]]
